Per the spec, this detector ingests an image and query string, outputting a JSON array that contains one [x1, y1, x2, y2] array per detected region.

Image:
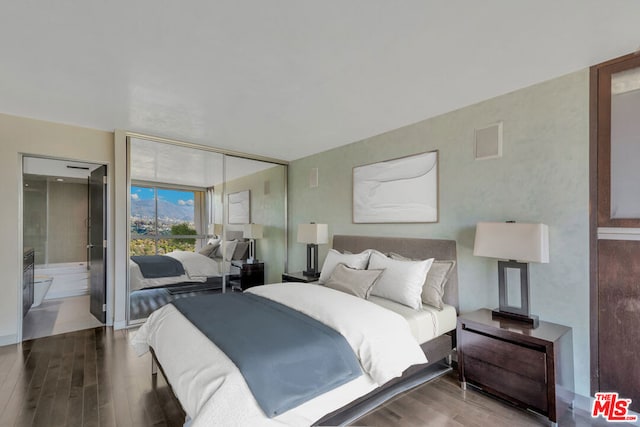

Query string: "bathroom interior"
[[22, 156, 105, 340]]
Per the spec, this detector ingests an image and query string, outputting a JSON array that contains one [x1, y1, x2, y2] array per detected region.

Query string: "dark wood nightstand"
[[281, 271, 319, 283], [457, 309, 573, 426], [229, 262, 264, 291]]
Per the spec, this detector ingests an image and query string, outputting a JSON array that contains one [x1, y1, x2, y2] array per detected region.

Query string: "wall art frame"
[[353, 150, 438, 223], [228, 190, 251, 224]]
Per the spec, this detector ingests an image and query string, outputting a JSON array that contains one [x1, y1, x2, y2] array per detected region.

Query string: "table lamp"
[[297, 223, 328, 278], [243, 223, 263, 264], [473, 221, 549, 327]]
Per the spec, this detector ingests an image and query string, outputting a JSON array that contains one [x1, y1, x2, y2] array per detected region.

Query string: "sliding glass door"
[[126, 136, 287, 324]]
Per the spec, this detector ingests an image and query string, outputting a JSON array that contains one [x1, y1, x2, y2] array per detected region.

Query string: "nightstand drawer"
[[457, 309, 573, 424], [464, 355, 548, 412], [460, 328, 546, 381]]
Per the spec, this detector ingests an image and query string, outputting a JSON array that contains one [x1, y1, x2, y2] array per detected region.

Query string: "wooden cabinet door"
[[591, 52, 640, 411]]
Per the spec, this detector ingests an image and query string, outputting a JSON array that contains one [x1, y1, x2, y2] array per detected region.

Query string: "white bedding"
[[131, 283, 427, 426], [367, 296, 457, 344], [129, 251, 227, 292]]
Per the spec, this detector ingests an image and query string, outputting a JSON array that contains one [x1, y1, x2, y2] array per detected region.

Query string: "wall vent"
[[309, 168, 319, 188], [475, 122, 503, 160]]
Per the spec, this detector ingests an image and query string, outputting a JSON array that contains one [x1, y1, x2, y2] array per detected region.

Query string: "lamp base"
[[302, 270, 321, 278], [491, 309, 539, 328]]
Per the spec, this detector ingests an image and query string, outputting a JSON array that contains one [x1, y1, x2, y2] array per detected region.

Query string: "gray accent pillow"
[[325, 263, 384, 299], [389, 252, 455, 310], [214, 240, 238, 262], [233, 241, 250, 260], [198, 240, 221, 258]]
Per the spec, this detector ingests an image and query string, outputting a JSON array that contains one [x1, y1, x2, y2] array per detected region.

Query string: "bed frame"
[[150, 234, 459, 426], [313, 235, 459, 425]]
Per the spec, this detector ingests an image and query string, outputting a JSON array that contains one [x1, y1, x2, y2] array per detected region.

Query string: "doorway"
[[21, 156, 107, 340], [590, 52, 640, 411]]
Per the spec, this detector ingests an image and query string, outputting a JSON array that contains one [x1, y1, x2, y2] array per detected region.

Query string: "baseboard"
[[113, 320, 127, 330], [0, 334, 18, 347], [573, 393, 592, 412], [45, 288, 89, 300]]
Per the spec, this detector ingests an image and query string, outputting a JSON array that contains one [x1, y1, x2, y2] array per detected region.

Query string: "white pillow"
[[368, 250, 434, 310], [214, 240, 238, 262], [318, 249, 370, 284]]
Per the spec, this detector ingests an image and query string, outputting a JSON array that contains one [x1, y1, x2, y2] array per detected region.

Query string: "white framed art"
[[353, 150, 438, 223], [228, 190, 251, 224]]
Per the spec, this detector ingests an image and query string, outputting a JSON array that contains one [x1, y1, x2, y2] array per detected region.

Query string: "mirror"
[[127, 137, 287, 323]]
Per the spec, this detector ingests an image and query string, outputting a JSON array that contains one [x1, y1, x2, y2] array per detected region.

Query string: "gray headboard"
[[332, 235, 459, 311]]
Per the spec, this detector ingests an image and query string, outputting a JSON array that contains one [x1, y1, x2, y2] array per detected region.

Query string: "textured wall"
[[288, 70, 590, 395], [217, 162, 288, 284]]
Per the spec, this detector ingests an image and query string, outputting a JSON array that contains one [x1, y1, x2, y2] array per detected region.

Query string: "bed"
[[129, 231, 249, 292], [131, 235, 459, 426]]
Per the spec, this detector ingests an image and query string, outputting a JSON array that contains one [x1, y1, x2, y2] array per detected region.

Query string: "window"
[[130, 185, 206, 255]]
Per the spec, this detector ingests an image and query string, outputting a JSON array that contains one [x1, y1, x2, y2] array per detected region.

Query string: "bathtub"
[[34, 262, 89, 300]]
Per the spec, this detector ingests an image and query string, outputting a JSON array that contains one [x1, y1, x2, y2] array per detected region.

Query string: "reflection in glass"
[[127, 138, 287, 324], [610, 68, 640, 218]]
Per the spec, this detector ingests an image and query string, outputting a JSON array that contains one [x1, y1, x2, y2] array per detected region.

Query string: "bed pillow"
[[325, 263, 384, 299], [214, 240, 238, 262], [389, 253, 456, 310], [318, 249, 371, 284], [198, 240, 221, 258], [421, 260, 456, 310], [368, 250, 433, 310], [233, 241, 250, 260]]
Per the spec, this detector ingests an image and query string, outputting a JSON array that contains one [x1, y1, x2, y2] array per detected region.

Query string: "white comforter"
[[131, 284, 427, 426], [129, 251, 225, 291]]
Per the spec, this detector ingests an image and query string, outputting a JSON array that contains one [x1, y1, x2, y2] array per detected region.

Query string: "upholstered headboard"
[[332, 235, 459, 311]]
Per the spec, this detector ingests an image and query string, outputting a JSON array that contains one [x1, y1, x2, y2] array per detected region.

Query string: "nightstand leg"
[[460, 381, 467, 390]]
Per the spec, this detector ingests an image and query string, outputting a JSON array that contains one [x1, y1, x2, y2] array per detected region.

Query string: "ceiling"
[[129, 138, 278, 187], [23, 157, 102, 179], [1, 1, 640, 162]]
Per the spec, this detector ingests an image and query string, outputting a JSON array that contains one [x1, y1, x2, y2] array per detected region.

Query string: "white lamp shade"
[[473, 222, 549, 263], [243, 223, 263, 239], [297, 223, 329, 244]]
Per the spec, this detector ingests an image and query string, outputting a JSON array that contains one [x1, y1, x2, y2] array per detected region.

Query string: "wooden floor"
[[0, 326, 631, 426], [0, 327, 184, 427]]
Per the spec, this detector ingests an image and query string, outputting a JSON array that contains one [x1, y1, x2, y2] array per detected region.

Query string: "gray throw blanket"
[[171, 293, 362, 417], [130, 255, 185, 278]]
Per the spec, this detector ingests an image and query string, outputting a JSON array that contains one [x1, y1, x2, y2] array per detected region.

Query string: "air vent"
[[475, 122, 503, 160], [66, 165, 90, 170]]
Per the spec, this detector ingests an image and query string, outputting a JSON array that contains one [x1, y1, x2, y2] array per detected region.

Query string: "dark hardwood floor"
[[0, 327, 184, 427], [0, 327, 633, 426]]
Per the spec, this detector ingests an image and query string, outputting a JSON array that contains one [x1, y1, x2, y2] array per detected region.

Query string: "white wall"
[[288, 70, 591, 396], [0, 113, 114, 343]]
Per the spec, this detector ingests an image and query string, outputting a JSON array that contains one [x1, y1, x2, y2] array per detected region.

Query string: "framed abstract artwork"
[[353, 150, 438, 223], [228, 190, 251, 224]]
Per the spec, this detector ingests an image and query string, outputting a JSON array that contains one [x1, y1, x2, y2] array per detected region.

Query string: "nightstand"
[[281, 271, 319, 283], [229, 262, 264, 291], [457, 309, 573, 425]]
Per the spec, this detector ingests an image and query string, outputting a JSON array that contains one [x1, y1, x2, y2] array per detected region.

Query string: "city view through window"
[[130, 186, 200, 255]]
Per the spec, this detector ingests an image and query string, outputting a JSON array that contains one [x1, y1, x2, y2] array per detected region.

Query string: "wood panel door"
[[591, 52, 640, 411]]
